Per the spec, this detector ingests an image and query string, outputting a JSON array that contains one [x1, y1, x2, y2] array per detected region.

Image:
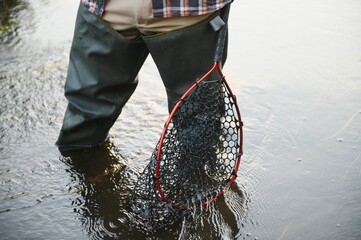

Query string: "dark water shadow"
[[177, 183, 248, 239], [61, 141, 148, 239], [60, 140, 247, 239]]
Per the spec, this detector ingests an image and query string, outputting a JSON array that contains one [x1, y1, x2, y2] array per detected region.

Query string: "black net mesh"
[[130, 78, 241, 230]]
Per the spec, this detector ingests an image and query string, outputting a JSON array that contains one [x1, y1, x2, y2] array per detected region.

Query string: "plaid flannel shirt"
[[81, 0, 232, 18]]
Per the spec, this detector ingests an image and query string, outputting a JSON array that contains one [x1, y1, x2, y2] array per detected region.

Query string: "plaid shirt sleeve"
[[81, 0, 105, 17], [153, 0, 233, 18], [81, 0, 231, 18]]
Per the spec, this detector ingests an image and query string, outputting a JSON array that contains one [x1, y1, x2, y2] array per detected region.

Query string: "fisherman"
[[56, 0, 232, 153]]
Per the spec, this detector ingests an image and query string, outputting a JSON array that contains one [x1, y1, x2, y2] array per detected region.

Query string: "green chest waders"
[[57, 4, 228, 153], [57, 4, 149, 152], [143, 13, 227, 112]]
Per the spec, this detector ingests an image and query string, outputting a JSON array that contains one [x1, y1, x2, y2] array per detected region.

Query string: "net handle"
[[214, 2, 231, 62]]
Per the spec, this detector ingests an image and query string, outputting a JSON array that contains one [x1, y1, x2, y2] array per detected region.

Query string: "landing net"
[[130, 78, 242, 230]]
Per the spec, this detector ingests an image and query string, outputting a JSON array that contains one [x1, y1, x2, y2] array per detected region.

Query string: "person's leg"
[[142, 12, 227, 112], [102, 0, 226, 111], [56, 4, 149, 152]]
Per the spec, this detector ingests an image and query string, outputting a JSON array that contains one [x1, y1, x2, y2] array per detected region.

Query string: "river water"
[[1, 0, 360, 239]]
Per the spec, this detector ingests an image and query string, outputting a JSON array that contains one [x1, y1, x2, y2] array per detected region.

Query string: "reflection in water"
[[178, 183, 249, 239], [61, 141, 145, 239], [0, 0, 29, 45], [61, 140, 248, 239]]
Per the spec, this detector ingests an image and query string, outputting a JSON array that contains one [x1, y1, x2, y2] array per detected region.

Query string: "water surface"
[[1, 0, 360, 239]]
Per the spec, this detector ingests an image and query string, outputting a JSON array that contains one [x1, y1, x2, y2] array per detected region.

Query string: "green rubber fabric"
[[57, 4, 228, 152]]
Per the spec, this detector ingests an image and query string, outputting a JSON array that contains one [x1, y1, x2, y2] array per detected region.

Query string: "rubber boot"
[[56, 4, 149, 152], [143, 11, 228, 112]]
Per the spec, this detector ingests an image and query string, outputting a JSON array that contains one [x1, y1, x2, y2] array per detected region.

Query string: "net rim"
[[154, 61, 244, 210]]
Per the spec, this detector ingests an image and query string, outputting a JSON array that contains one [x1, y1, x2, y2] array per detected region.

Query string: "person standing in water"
[[57, 0, 232, 153]]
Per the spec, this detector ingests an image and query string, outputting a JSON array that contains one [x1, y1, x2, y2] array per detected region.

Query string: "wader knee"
[[143, 12, 228, 112], [56, 4, 149, 152]]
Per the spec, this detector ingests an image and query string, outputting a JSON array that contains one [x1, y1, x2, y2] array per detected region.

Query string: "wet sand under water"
[[1, 0, 361, 239]]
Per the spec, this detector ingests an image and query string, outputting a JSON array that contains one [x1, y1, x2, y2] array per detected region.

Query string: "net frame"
[[154, 61, 243, 210]]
